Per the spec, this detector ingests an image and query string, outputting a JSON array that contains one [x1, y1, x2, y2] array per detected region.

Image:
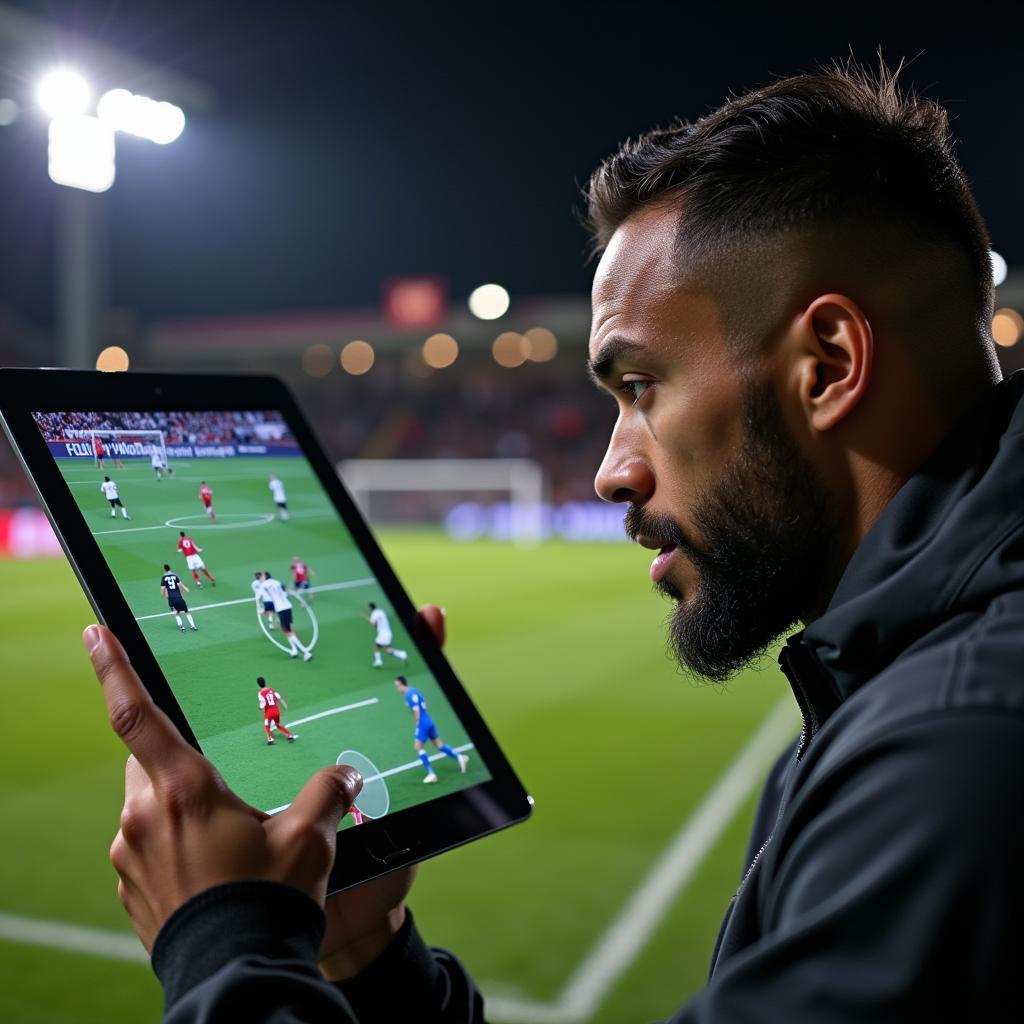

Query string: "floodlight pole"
[[57, 186, 107, 369]]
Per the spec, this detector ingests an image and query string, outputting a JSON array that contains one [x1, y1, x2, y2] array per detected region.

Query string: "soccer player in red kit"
[[93, 436, 104, 470], [177, 530, 216, 587], [291, 556, 315, 599], [198, 481, 216, 520], [257, 677, 297, 745]]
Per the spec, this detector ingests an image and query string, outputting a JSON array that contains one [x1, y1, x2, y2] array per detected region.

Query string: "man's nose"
[[594, 429, 654, 505]]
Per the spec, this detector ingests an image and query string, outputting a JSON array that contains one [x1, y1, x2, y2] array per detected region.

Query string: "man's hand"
[[319, 604, 446, 982], [86, 624, 362, 952]]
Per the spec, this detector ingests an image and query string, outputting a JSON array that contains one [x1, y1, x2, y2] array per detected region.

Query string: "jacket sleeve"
[[152, 881, 485, 1023], [667, 712, 1024, 1022]]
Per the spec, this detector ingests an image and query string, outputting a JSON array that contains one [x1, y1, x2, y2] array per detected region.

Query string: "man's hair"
[[163, 563, 170, 571], [586, 62, 994, 350], [395, 675, 407, 686], [179, 530, 186, 537], [369, 602, 376, 610], [256, 676, 266, 687], [104, 475, 110, 481]]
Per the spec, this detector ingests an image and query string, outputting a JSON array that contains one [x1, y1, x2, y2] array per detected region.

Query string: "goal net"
[[337, 458, 545, 544], [90, 429, 168, 463]]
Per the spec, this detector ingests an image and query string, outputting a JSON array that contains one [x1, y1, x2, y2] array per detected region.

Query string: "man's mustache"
[[623, 504, 692, 553]]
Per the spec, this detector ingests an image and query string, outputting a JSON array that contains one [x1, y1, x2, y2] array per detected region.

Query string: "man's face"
[[589, 206, 834, 681]]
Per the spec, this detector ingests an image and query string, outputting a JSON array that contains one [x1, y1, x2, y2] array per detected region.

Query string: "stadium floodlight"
[[37, 68, 91, 119], [97, 88, 185, 144], [990, 250, 1008, 287], [47, 114, 116, 192], [468, 283, 510, 320]]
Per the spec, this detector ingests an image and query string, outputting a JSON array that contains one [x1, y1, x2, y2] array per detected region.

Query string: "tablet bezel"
[[0, 367, 532, 892]]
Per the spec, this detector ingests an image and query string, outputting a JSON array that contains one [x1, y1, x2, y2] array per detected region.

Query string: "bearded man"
[[86, 64, 1021, 1022]]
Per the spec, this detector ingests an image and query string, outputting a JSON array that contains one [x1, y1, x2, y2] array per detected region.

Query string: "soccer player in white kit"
[[100, 476, 130, 519], [367, 601, 408, 668], [150, 446, 174, 481], [261, 572, 311, 660], [252, 571, 276, 629], [269, 474, 289, 520]]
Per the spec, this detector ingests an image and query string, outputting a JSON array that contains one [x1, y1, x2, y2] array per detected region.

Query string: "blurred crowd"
[[31, 410, 289, 445]]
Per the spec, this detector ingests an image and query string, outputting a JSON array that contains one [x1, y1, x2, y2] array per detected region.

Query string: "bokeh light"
[[340, 339, 375, 375], [37, 69, 91, 119], [522, 326, 558, 362], [990, 251, 1008, 287], [492, 331, 526, 368], [301, 343, 334, 377], [468, 283, 510, 320], [0, 98, 19, 126], [422, 332, 459, 369], [95, 346, 129, 372], [97, 88, 186, 145], [992, 308, 1023, 348]]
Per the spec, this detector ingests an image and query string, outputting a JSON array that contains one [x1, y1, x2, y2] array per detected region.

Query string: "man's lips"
[[649, 544, 678, 583]]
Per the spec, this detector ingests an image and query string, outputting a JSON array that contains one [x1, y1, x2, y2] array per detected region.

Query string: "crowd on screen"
[[30, 410, 289, 446]]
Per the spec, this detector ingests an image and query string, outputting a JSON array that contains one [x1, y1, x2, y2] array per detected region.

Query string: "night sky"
[[1, 1, 1022, 331]]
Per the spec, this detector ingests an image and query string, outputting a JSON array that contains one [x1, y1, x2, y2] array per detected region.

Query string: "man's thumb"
[[288, 765, 363, 835]]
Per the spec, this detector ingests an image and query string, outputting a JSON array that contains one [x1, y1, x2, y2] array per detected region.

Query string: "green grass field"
[[56, 456, 489, 820], [0, 529, 796, 1024]]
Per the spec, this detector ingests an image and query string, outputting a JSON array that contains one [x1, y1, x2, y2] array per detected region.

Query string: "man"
[[84, 65, 1021, 1020], [269, 473, 289, 520], [257, 677, 298, 745], [199, 481, 216, 520], [177, 530, 216, 588], [367, 601, 408, 668], [394, 675, 468, 783], [292, 556, 315, 598], [263, 571, 313, 661], [160, 564, 197, 633], [253, 570, 276, 629], [100, 475, 129, 520]]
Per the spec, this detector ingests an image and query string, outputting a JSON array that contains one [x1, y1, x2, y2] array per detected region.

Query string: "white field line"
[[486, 698, 796, 1024], [0, 911, 147, 964], [285, 696, 378, 728], [0, 704, 794, 1024], [90, 508, 335, 535], [266, 743, 476, 815], [135, 577, 375, 620]]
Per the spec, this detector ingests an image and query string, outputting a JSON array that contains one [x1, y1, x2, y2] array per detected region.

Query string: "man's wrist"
[[319, 904, 407, 981]]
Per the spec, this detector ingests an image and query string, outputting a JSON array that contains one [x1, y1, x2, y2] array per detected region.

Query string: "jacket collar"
[[778, 371, 1024, 747]]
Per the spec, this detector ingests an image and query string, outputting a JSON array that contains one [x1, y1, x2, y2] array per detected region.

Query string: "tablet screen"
[[30, 409, 492, 828]]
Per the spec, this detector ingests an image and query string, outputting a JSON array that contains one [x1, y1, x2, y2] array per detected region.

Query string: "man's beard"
[[624, 379, 835, 682]]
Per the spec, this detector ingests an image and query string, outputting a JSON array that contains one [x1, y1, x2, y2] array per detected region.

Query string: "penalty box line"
[[266, 742, 477, 815], [135, 577, 376, 620]]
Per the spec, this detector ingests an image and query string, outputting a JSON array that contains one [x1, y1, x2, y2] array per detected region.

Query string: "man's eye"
[[619, 379, 652, 404]]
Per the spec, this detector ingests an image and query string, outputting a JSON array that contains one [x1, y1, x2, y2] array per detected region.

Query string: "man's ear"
[[790, 293, 873, 433]]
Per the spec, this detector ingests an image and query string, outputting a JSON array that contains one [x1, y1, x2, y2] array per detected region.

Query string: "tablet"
[[0, 368, 532, 892]]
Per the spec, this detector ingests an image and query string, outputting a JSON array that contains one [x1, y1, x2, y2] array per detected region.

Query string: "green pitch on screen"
[[52, 456, 489, 820]]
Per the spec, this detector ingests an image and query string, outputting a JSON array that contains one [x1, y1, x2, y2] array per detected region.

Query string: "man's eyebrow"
[[586, 336, 646, 388]]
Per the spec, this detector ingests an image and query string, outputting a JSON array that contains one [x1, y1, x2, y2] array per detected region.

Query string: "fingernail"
[[337, 765, 364, 796], [84, 625, 103, 654]]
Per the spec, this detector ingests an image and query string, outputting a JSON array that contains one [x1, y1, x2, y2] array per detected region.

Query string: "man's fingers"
[[85, 625, 194, 780], [416, 605, 446, 648], [284, 766, 363, 841]]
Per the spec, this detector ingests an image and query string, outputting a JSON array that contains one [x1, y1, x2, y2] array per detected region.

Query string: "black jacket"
[[153, 373, 1024, 1022]]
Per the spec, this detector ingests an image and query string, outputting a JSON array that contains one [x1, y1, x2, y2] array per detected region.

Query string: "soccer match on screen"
[[31, 409, 488, 823]]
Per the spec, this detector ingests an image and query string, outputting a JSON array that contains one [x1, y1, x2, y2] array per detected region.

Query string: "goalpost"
[[90, 429, 168, 464], [337, 458, 546, 544]]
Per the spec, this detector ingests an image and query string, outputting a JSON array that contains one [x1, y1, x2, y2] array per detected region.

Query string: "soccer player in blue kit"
[[394, 675, 468, 784]]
